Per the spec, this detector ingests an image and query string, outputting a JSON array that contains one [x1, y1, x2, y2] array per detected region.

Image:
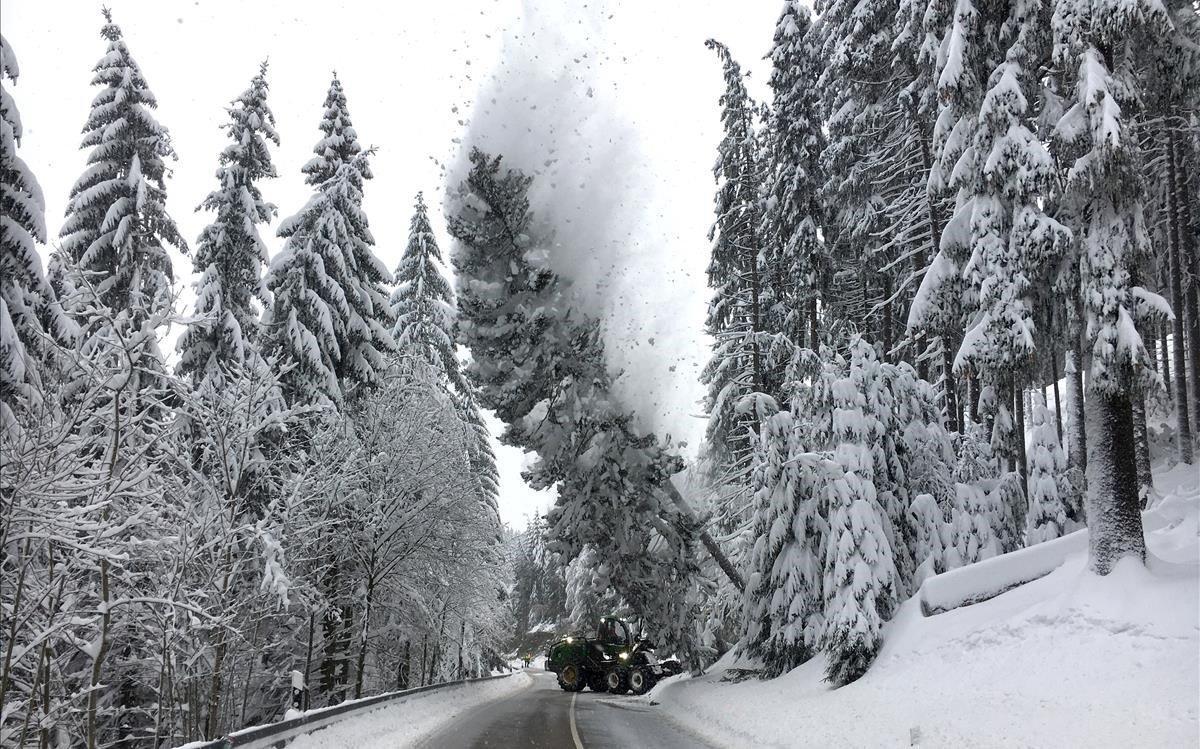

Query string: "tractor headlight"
[[619, 651, 629, 660]]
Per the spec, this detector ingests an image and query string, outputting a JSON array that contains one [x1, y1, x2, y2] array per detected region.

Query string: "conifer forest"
[[2, 1, 1197, 747]]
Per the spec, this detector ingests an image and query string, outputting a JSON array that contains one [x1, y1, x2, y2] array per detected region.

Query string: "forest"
[[2, 0, 1198, 747]]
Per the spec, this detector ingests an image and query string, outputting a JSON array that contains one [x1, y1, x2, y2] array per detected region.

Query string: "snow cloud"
[[446, 0, 777, 452]]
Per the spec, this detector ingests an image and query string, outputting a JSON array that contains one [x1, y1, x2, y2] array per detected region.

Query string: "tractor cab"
[[596, 616, 632, 647]]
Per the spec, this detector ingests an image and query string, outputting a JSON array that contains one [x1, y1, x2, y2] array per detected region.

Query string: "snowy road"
[[415, 669, 719, 748]]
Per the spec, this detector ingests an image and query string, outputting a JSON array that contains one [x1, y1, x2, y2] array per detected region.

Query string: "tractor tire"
[[586, 673, 609, 693], [557, 663, 586, 692], [604, 666, 630, 695], [628, 667, 654, 695]]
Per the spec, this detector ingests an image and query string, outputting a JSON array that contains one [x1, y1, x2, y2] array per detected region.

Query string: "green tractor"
[[545, 616, 683, 695]]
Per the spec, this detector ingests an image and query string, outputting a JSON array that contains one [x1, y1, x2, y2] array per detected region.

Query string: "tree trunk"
[[420, 635, 428, 687], [1160, 321, 1172, 390], [354, 577, 376, 700], [662, 481, 745, 591], [1173, 131, 1200, 437], [808, 297, 819, 353], [1186, 261, 1200, 446], [398, 640, 410, 690], [1013, 383, 1028, 526], [1166, 128, 1194, 464], [1084, 388, 1147, 574], [943, 335, 960, 433], [457, 620, 466, 680], [1066, 351, 1087, 472], [1132, 395, 1154, 504], [1051, 350, 1063, 442]]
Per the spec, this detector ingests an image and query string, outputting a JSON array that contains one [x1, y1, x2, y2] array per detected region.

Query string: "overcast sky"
[[3, 0, 781, 527]]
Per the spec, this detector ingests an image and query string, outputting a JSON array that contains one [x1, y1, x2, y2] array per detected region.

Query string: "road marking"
[[569, 692, 585, 749]]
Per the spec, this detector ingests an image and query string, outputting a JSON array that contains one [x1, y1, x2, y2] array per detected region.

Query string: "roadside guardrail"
[[176, 673, 513, 749]]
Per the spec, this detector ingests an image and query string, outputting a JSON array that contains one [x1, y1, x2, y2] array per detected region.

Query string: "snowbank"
[[655, 463, 1199, 748], [285, 672, 532, 749]]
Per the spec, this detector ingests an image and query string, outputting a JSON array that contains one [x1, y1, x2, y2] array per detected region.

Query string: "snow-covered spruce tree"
[[390, 192, 464, 390], [742, 400, 830, 677], [909, 492, 952, 580], [1025, 390, 1076, 543], [0, 35, 72, 429], [1137, 1, 1200, 465], [460, 389, 500, 515], [262, 147, 394, 407], [950, 0, 1070, 497], [760, 2, 828, 354], [389, 190, 499, 515], [1050, 0, 1170, 573], [701, 39, 769, 491], [949, 418, 1007, 563], [301, 73, 362, 187], [821, 338, 898, 686], [816, 0, 949, 368], [59, 10, 186, 327], [178, 61, 279, 392], [449, 148, 709, 666]]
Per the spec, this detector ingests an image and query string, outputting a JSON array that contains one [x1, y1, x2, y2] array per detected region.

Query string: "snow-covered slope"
[[653, 462, 1199, 748]]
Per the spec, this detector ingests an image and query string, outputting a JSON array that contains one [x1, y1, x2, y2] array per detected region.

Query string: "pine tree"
[[701, 39, 768, 487], [178, 61, 279, 391], [1050, 0, 1169, 573], [1138, 1, 1200, 465], [1, 35, 71, 428], [742, 405, 826, 677], [1026, 391, 1074, 543], [816, 0, 947, 365], [262, 140, 394, 407], [302, 73, 364, 186], [760, 2, 828, 354], [390, 192, 463, 390], [449, 148, 709, 666], [821, 338, 897, 686], [59, 10, 186, 325], [460, 390, 500, 517]]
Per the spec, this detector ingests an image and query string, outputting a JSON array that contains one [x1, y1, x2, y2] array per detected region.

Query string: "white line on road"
[[570, 691, 585, 749]]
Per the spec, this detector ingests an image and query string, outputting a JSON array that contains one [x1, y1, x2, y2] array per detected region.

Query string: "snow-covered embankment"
[[652, 462, 1200, 748]]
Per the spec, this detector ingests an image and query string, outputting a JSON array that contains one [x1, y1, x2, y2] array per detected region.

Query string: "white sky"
[[3, 0, 780, 528]]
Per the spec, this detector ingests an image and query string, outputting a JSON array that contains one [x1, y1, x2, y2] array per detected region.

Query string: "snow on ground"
[[654, 462, 1199, 748], [285, 672, 533, 749]]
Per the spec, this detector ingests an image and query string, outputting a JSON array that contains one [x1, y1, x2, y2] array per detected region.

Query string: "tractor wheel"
[[605, 667, 630, 695], [557, 663, 586, 692], [586, 672, 609, 693], [628, 667, 654, 695]]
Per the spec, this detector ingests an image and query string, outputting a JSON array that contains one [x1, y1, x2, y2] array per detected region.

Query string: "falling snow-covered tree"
[[59, 10, 186, 326], [449, 147, 710, 666], [178, 61, 279, 392]]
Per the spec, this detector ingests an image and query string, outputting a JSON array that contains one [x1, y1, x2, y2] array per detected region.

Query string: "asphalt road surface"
[[416, 669, 720, 748]]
